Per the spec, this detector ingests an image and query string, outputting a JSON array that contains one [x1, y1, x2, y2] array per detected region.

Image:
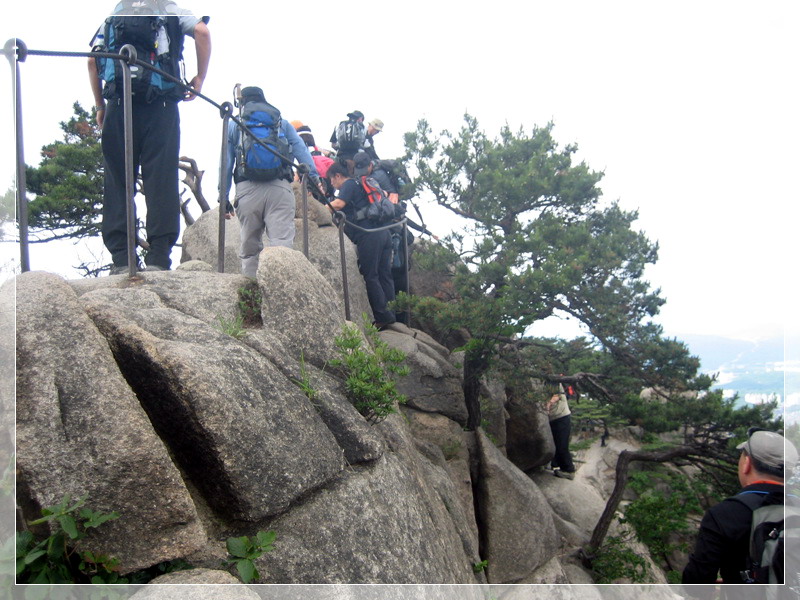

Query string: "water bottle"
[[155, 21, 169, 56]]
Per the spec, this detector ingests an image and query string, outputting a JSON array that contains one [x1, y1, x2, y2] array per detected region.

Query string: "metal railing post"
[[6, 39, 30, 272], [301, 174, 309, 258], [216, 102, 233, 273], [401, 220, 410, 324], [333, 213, 351, 321], [118, 44, 138, 277]]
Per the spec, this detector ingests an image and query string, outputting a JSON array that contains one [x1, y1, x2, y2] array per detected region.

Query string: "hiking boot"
[[554, 469, 575, 480]]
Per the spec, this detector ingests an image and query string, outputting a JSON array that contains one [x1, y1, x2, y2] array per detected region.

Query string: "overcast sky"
[[4, 0, 798, 345]]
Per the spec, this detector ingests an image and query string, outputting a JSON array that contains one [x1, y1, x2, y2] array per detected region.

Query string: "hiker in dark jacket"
[[326, 162, 395, 329], [682, 429, 798, 598]]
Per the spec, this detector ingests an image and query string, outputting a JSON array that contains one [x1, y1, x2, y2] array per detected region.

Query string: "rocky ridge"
[[10, 200, 678, 596]]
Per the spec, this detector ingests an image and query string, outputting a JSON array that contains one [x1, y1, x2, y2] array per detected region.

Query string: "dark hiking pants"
[[351, 226, 396, 325], [550, 414, 575, 473], [102, 99, 181, 269]]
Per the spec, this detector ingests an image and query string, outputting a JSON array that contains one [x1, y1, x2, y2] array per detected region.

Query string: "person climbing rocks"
[[547, 383, 576, 480]]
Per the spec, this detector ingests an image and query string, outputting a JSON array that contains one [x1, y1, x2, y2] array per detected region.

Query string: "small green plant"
[[215, 313, 246, 340], [16, 494, 123, 584], [225, 531, 276, 584], [441, 439, 463, 460], [292, 351, 319, 403], [330, 316, 409, 423], [472, 559, 489, 573], [590, 535, 649, 583], [237, 282, 263, 327]]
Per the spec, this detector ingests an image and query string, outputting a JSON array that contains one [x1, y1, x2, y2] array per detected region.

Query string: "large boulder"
[[256, 246, 346, 368], [505, 383, 555, 472], [180, 208, 242, 274], [180, 207, 372, 322], [130, 570, 262, 600], [401, 409, 481, 556], [530, 470, 608, 541], [81, 283, 344, 521], [256, 417, 478, 584], [479, 376, 509, 451], [475, 429, 560, 583], [378, 324, 467, 424], [15, 272, 206, 573]]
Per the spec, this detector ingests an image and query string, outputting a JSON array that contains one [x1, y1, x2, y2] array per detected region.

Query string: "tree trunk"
[[463, 349, 490, 431], [586, 445, 696, 555]]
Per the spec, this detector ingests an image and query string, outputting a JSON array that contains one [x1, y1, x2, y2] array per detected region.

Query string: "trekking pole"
[[5, 38, 30, 272], [118, 44, 138, 278], [216, 101, 233, 273]]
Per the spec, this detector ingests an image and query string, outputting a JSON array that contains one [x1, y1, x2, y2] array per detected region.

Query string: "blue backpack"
[[94, 0, 185, 103], [236, 100, 293, 182]]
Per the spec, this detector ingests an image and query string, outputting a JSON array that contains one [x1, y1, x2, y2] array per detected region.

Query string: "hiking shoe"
[[144, 265, 166, 272], [554, 470, 575, 480]]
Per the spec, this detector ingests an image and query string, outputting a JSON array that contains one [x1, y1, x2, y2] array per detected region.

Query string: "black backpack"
[[335, 119, 366, 154], [376, 159, 414, 201], [236, 100, 293, 183], [354, 176, 396, 224], [95, 0, 185, 103]]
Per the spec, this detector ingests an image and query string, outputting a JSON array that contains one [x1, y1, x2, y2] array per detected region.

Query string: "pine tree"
[[403, 115, 700, 428], [25, 102, 104, 242]]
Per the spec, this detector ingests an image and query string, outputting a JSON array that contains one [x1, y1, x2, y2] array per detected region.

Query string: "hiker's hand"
[[95, 107, 105, 129], [184, 75, 204, 101]]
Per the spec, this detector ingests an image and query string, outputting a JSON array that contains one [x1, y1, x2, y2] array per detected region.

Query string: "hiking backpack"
[[736, 491, 800, 585], [236, 100, 293, 182], [95, 0, 185, 103], [376, 159, 414, 201], [355, 176, 396, 224], [335, 119, 366, 154]]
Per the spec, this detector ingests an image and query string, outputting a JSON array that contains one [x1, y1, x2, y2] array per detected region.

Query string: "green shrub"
[[622, 470, 704, 559], [330, 317, 409, 423], [16, 494, 123, 584], [591, 535, 649, 583]]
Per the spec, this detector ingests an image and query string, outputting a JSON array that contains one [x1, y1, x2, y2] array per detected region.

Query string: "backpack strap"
[[732, 490, 770, 511], [733, 491, 783, 584]]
